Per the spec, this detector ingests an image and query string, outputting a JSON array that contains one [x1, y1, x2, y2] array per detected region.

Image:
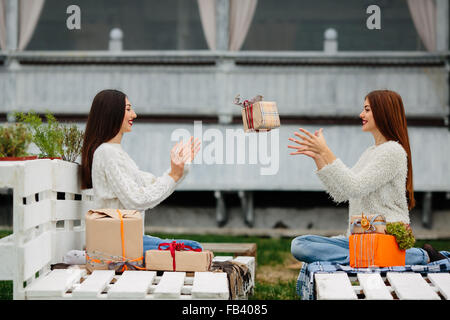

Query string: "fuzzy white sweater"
[[315, 140, 410, 236], [91, 142, 187, 212]]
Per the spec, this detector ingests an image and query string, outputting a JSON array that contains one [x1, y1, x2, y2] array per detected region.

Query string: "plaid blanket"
[[296, 251, 450, 300]]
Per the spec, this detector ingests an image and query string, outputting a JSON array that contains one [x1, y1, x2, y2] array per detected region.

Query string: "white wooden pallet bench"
[[24, 255, 255, 300], [315, 272, 450, 300], [0, 159, 255, 300]]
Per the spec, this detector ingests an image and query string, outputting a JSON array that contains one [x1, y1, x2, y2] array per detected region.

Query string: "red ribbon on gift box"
[[158, 241, 202, 271], [243, 99, 254, 130]]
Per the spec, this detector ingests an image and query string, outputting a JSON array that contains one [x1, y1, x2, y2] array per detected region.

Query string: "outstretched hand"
[[169, 137, 201, 182], [288, 128, 326, 159], [288, 128, 336, 170]]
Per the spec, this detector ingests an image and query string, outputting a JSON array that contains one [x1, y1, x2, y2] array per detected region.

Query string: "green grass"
[[0, 229, 448, 300]]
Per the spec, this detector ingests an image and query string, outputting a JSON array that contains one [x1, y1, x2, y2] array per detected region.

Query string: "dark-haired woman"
[[288, 90, 447, 265], [81, 89, 202, 258]]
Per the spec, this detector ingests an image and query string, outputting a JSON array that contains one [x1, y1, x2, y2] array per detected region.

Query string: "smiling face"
[[120, 97, 137, 133], [360, 98, 376, 132]]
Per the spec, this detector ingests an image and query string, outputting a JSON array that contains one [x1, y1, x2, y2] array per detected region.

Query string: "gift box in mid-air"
[[234, 94, 280, 132]]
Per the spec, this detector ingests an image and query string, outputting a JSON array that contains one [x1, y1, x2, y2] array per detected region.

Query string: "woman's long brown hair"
[[80, 89, 126, 189], [365, 90, 415, 210]]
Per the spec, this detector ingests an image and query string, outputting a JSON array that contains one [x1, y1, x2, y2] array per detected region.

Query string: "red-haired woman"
[[288, 90, 446, 265]]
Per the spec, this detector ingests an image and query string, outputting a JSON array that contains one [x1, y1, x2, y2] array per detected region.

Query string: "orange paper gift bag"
[[349, 234, 405, 268]]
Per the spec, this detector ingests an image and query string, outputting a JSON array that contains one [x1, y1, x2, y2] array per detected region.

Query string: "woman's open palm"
[[169, 137, 201, 181], [288, 128, 325, 159]]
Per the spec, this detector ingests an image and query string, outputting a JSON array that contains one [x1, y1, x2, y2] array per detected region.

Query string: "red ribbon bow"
[[243, 99, 254, 130], [158, 241, 202, 271]]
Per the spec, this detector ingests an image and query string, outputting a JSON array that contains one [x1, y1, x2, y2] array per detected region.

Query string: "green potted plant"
[[15, 111, 85, 163], [15, 111, 64, 160], [0, 122, 37, 161], [61, 123, 84, 163]]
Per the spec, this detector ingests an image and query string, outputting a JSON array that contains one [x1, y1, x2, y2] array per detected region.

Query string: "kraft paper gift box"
[[349, 233, 405, 268], [85, 208, 144, 273], [234, 94, 280, 132], [145, 248, 214, 272], [350, 213, 386, 234]]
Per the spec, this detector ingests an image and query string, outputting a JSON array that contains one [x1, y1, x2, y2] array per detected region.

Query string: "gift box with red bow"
[[145, 241, 214, 272], [234, 94, 280, 132]]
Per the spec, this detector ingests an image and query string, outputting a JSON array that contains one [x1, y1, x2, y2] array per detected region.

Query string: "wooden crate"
[[315, 272, 450, 300]]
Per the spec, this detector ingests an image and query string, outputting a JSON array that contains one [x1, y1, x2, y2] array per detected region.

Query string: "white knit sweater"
[[91, 142, 187, 212], [315, 140, 410, 236]]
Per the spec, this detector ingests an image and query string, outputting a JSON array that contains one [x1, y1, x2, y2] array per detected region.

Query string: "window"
[[27, 0, 208, 50], [242, 0, 423, 51]]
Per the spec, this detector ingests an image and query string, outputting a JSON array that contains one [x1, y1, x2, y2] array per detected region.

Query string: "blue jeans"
[[291, 235, 429, 265], [143, 235, 203, 263]]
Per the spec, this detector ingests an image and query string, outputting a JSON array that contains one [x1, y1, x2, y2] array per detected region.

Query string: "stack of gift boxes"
[[85, 209, 408, 273], [85, 209, 213, 273], [349, 213, 405, 268]]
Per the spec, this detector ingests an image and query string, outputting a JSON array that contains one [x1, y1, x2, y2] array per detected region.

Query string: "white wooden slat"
[[23, 199, 52, 230], [357, 273, 393, 300], [153, 272, 186, 299], [191, 272, 229, 300], [212, 256, 233, 263], [387, 272, 440, 300], [51, 160, 80, 194], [233, 256, 254, 269], [427, 273, 450, 299], [53, 200, 85, 221], [108, 271, 156, 299], [23, 160, 53, 196], [22, 231, 52, 280], [315, 273, 358, 300], [72, 270, 115, 299], [0, 235, 15, 280], [0, 162, 20, 188], [233, 256, 255, 272], [26, 269, 85, 298]]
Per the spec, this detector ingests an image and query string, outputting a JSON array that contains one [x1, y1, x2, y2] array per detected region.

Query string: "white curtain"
[[0, 0, 6, 50], [197, 0, 257, 51], [18, 0, 45, 50], [229, 0, 257, 51], [407, 0, 436, 51], [0, 0, 45, 51], [197, 0, 216, 50]]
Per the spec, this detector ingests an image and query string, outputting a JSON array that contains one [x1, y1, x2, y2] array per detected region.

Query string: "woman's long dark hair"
[[365, 89, 415, 210], [81, 89, 126, 189]]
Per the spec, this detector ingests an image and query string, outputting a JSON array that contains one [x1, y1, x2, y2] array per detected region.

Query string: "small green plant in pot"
[[61, 123, 84, 163], [0, 122, 35, 160], [16, 111, 64, 159], [16, 111, 85, 163]]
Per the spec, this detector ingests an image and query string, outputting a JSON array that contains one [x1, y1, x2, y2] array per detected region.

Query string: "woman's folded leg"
[[291, 234, 350, 264]]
